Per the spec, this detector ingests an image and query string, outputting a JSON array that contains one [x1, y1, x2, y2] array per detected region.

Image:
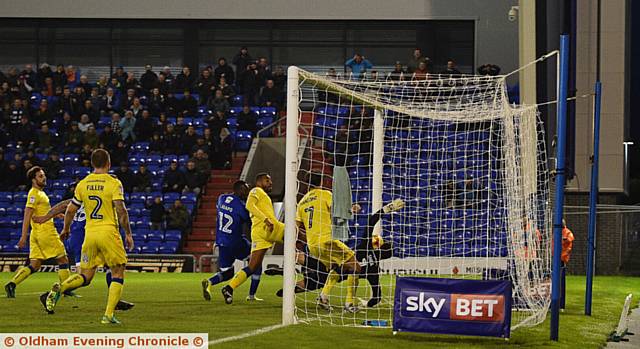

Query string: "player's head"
[[27, 166, 46, 189], [255, 172, 272, 193], [233, 180, 250, 200], [91, 148, 111, 171], [308, 172, 323, 189]]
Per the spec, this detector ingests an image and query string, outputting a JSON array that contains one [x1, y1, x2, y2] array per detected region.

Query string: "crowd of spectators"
[[0, 46, 288, 195]]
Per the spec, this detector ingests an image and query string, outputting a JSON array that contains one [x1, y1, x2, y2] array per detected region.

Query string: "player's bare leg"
[[222, 248, 267, 304]]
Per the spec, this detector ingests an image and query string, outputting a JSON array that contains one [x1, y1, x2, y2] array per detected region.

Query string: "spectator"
[[259, 79, 283, 110], [129, 97, 144, 119], [111, 140, 129, 166], [134, 110, 154, 141], [133, 164, 152, 192], [32, 99, 52, 125], [477, 64, 501, 76], [214, 127, 233, 169], [7, 98, 27, 131], [389, 61, 406, 81], [442, 60, 462, 75], [237, 105, 257, 135], [148, 196, 166, 231], [124, 72, 141, 95], [95, 75, 109, 95], [58, 112, 74, 137], [108, 77, 124, 94], [232, 46, 253, 73], [206, 109, 227, 137], [181, 125, 199, 155], [102, 87, 121, 114], [155, 112, 168, 133], [65, 65, 79, 87], [560, 219, 575, 310], [192, 149, 211, 180], [196, 69, 215, 105], [119, 110, 137, 143], [114, 161, 136, 193], [161, 66, 175, 86], [0, 152, 7, 189], [41, 76, 55, 97], [345, 54, 372, 80], [20, 64, 37, 90], [162, 160, 184, 193], [4, 162, 24, 191], [167, 199, 190, 232], [148, 87, 165, 116], [207, 89, 230, 114], [271, 66, 286, 93], [111, 66, 127, 86], [216, 76, 235, 100], [181, 90, 198, 116], [238, 61, 260, 105], [192, 137, 210, 155], [412, 61, 429, 80], [36, 122, 55, 154], [256, 57, 272, 85], [57, 86, 81, 117], [98, 123, 119, 151], [174, 66, 195, 92], [165, 92, 180, 116], [110, 113, 122, 137], [123, 89, 137, 111], [408, 48, 430, 73], [78, 114, 94, 133], [37, 63, 53, 88], [156, 73, 171, 96], [183, 160, 204, 195], [149, 133, 164, 154], [77, 75, 92, 99], [79, 144, 93, 167], [14, 115, 35, 149], [43, 152, 62, 180], [174, 115, 188, 135], [83, 125, 99, 149], [79, 99, 100, 125], [214, 57, 235, 85], [52, 64, 66, 88], [163, 124, 181, 154], [140, 64, 158, 93]]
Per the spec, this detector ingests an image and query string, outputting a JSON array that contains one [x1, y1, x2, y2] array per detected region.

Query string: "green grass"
[[1, 272, 638, 348]]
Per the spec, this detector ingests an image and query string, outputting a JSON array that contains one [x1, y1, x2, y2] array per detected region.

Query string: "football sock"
[[106, 268, 112, 288], [60, 274, 89, 293], [229, 267, 252, 290], [105, 278, 123, 318], [321, 270, 340, 297], [208, 268, 234, 287], [10, 265, 36, 285], [58, 264, 70, 283], [346, 275, 358, 304], [249, 267, 262, 296]]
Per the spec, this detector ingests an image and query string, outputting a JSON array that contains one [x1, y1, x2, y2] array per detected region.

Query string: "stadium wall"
[[0, 0, 520, 75]]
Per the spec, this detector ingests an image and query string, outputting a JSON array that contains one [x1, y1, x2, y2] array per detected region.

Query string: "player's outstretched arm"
[[32, 199, 71, 224], [18, 207, 34, 248], [114, 200, 134, 251]]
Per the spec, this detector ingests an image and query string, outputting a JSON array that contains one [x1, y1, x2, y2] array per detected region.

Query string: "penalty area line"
[[209, 323, 288, 346]]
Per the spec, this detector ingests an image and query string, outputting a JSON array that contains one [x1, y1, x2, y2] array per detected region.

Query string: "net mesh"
[[290, 69, 551, 329]]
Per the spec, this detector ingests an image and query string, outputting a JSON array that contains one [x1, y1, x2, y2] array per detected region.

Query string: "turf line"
[[208, 323, 288, 345]]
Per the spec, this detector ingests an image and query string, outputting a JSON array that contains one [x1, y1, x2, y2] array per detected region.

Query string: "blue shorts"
[[217, 239, 251, 270], [65, 226, 85, 264]]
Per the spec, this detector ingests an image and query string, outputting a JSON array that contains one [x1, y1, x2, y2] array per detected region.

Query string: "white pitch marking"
[[208, 323, 288, 346]]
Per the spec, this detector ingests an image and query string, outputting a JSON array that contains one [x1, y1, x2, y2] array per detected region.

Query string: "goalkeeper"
[[271, 198, 404, 308]]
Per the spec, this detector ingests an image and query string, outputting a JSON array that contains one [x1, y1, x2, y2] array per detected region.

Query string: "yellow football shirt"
[[25, 187, 56, 233], [296, 188, 333, 247], [246, 187, 276, 228], [71, 173, 124, 232]]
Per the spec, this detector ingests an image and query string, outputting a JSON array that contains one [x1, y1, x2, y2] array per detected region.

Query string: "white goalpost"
[[283, 66, 552, 331]]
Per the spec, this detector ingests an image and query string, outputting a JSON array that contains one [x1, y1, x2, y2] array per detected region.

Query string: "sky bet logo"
[[401, 291, 505, 322]]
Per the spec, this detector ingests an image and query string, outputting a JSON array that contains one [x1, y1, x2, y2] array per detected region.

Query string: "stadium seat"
[[162, 155, 178, 166], [134, 142, 150, 153], [235, 131, 253, 151], [140, 245, 159, 254], [164, 230, 182, 242], [163, 193, 180, 203], [259, 107, 277, 117], [231, 95, 244, 106], [0, 192, 13, 203], [226, 117, 239, 132], [146, 231, 164, 242], [180, 193, 197, 204], [229, 107, 243, 116]]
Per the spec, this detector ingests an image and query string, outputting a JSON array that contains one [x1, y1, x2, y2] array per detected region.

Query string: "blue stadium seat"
[[63, 154, 79, 165], [259, 107, 277, 117], [164, 230, 182, 242], [178, 155, 189, 165], [145, 155, 162, 167], [229, 107, 243, 116], [163, 192, 180, 203], [6, 207, 23, 216], [180, 193, 197, 204], [146, 231, 164, 242], [158, 242, 179, 254], [162, 155, 178, 166], [256, 117, 274, 137], [235, 131, 253, 151], [231, 95, 244, 106], [0, 192, 13, 203], [133, 142, 150, 153], [226, 117, 239, 131], [13, 192, 27, 203], [141, 245, 159, 254]]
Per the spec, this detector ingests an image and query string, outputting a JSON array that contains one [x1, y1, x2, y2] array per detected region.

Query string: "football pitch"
[[0, 272, 638, 349]]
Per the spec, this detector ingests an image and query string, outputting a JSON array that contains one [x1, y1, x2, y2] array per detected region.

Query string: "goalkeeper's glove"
[[382, 198, 405, 213]]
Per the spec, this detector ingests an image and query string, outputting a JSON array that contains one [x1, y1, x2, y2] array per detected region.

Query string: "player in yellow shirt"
[[4, 166, 70, 298], [221, 173, 284, 304], [43, 149, 134, 324], [296, 173, 361, 312]]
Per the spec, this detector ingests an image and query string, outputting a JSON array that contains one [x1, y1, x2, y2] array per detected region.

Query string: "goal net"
[[283, 67, 552, 331]]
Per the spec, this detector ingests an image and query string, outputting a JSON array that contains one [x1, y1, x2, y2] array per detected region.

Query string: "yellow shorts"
[[29, 228, 66, 260], [251, 220, 285, 252], [309, 240, 355, 269], [80, 229, 127, 269]]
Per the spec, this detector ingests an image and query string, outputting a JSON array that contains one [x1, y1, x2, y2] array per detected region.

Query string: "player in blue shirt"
[[201, 180, 260, 301]]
